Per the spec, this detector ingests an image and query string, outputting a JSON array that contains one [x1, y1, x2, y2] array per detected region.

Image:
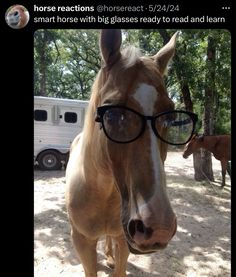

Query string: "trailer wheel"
[[37, 150, 62, 170]]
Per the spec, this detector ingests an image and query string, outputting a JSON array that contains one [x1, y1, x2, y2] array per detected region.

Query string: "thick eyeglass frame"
[[95, 105, 198, 145]]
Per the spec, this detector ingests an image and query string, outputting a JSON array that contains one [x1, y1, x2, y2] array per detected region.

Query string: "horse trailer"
[[34, 96, 89, 170]]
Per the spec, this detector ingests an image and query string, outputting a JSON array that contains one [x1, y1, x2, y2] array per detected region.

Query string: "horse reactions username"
[[65, 29, 197, 277]]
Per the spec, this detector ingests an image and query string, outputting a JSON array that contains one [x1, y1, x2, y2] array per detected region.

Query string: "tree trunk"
[[193, 150, 205, 181], [200, 36, 216, 182], [39, 31, 47, 96], [158, 30, 201, 179]]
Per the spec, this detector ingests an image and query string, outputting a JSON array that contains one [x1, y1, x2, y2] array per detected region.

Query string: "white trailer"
[[34, 96, 89, 170]]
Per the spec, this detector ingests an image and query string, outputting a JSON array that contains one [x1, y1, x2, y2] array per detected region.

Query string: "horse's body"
[[66, 29, 196, 277], [183, 134, 231, 187]]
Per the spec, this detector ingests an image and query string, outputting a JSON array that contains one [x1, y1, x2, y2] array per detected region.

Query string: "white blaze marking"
[[133, 83, 165, 186], [133, 84, 157, 115]]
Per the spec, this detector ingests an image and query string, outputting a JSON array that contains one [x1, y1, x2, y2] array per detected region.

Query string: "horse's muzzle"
[[127, 239, 168, 254], [124, 216, 177, 254]]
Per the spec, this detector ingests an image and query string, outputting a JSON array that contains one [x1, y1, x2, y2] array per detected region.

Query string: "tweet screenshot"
[[3, 1, 232, 276]]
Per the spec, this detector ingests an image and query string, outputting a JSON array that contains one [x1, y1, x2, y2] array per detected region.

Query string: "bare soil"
[[34, 151, 231, 277]]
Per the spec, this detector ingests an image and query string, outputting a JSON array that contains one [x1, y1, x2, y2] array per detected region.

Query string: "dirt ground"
[[34, 151, 231, 277]]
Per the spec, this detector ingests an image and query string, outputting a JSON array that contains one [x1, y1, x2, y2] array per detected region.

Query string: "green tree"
[[34, 29, 100, 99], [34, 29, 59, 96]]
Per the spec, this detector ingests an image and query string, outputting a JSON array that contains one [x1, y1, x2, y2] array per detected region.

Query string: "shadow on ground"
[[34, 152, 230, 276]]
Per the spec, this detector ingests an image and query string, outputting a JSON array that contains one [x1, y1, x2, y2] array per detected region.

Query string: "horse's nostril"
[[127, 219, 153, 240], [127, 219, 136, 238], [136, 220, 145, 233]]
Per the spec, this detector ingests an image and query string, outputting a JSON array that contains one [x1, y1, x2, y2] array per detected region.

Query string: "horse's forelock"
[[121, 46, 142, 69]]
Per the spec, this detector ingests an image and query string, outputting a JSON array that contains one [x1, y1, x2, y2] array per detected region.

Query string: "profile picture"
[[5, 4, 29, 29]]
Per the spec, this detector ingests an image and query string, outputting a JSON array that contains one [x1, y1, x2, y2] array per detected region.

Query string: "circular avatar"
[[5, 5, 30, 29]]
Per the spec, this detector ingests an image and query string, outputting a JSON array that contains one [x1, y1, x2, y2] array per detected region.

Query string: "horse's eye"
[[156, 115, 174, 128], [105, 110, 125, 124], [162, 118, 173, 128]]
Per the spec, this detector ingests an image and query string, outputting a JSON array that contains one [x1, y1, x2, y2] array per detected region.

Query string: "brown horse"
[[65, 29, 198, 276], [183, 134, 231, 187]]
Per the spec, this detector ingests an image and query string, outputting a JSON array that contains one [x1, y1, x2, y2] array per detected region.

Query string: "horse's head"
[[91, 30, 197, 254], [183, 134, 203, 159], [6, 5, 29, 29]]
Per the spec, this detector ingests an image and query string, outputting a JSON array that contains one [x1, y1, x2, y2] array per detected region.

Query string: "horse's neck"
[[199, 136, 216, 153]]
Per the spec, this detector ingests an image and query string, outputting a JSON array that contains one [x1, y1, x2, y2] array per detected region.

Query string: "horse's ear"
[[153, 31, 179, 75], [100, 29, 122, 68]]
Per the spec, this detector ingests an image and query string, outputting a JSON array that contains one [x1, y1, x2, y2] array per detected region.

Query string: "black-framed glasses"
[[95, 105, 198, 145]]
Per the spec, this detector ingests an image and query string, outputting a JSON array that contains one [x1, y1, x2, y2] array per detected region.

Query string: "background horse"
[[183, 134, 231, 187], [66, 29, 197, 277]]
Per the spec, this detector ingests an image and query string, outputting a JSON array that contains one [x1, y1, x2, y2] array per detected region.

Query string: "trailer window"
[[34, 110, 47, 121], [65, 112, 77, 123]]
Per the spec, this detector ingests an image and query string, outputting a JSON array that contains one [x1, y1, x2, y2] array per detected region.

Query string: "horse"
[[183, 134, 231, 187], [65, 29, 198, 277]]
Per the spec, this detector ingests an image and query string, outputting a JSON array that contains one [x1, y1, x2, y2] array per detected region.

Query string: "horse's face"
[[96, 30, 179, 254], [6, 5, 29, 29], [183, 135, 201, 158]]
